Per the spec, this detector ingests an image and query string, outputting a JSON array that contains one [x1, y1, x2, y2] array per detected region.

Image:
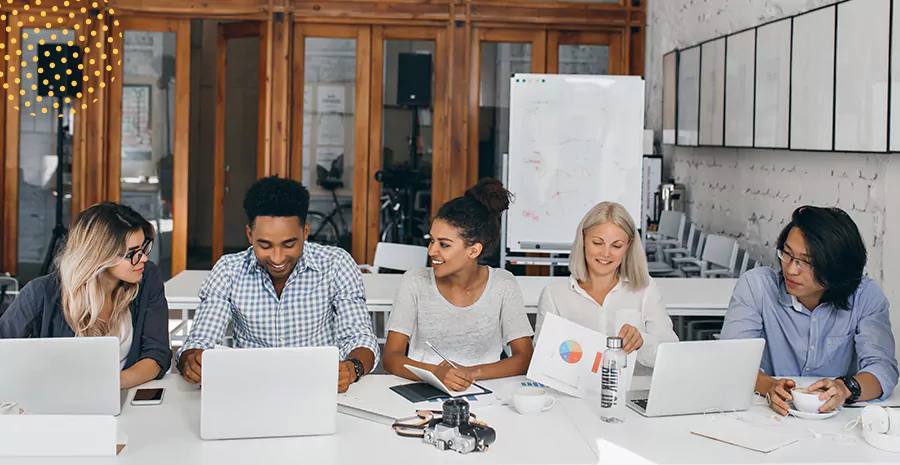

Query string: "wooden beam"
[[270, 7, 291, 178], [106, 18, 125, 204], [448, 4, 468, 198], [257, 20, 270, 177], [212, 23, 225, 263], [171, 18, 191, 276], [352, 25, 371, 264], [290, 23, 305, 182], [366, 25, 383, 264], [2, 21, 20, 274], [84, 14, 109, 208], [109, 0, 268, 16], [292, 2, 450, 23]]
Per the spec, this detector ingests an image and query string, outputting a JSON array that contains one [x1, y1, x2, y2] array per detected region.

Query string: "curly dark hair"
[[243, 176, 310, 227], [434, 178, 513, 256], [775, 205, 866, 311]]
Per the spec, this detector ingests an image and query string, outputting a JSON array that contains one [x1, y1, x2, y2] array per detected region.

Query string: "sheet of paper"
[[316, 114, 345, 146], [691, 417, 799, 453], [527, 313, 636, 399], [404, 364, 487, 397], [317, 85, 346, 113]]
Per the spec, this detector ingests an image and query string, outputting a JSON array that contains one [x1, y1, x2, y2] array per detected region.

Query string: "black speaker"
[[397, 53, 431, 107], [38, 43, 83, 98]]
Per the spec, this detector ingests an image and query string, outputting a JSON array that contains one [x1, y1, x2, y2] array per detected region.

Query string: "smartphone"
[[131, 387, 165, 406]]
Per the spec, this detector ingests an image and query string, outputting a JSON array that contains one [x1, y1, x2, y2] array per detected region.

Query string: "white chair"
[[672, 230, 707, 275], [678, 234, 739, 278], [645, 211, 685, 258], [662, 223, 700, 261], [359, 242, 429, 274]]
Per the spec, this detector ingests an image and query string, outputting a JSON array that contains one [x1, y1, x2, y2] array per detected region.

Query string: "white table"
[[166, 271, 736, 315], [5, 374, 896, 465], [165, 271, 736, 343]]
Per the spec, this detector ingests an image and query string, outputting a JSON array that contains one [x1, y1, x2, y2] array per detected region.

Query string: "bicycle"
[[307, 155, 352, 248], [375, 169, 429, 246]]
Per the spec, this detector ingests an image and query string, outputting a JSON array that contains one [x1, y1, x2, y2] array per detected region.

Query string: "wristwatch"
[[346, 358, 365, 383], [836, 375, 861, 404]]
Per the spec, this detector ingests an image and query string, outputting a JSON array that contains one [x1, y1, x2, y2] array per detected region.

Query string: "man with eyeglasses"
[[722, 206, 898, 416]]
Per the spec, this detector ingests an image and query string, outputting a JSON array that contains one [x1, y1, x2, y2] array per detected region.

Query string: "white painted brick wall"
[[645, 0, 900, 357]]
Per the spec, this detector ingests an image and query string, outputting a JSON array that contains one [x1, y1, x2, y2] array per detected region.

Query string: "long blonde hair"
[[57, 202, 153, 337], [569, 202, 649, 291]]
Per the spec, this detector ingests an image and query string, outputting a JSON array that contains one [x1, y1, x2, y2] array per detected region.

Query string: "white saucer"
[[787, 408, 840, 420]]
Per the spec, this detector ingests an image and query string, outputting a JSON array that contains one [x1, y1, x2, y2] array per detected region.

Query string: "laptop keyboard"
[[630, 398, 649, 410]]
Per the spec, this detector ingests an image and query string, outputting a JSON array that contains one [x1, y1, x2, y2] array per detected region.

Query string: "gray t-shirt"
[[387, 267, 534, 367]]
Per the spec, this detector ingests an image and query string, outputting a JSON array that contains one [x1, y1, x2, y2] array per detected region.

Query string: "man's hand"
[[617, 324, 644, 354], [763, 378, 795, 416], [338, 361, 357, 393], [808, 378, 852, 412], [432, 361, 474, 391], [179, 349, 204, 384]]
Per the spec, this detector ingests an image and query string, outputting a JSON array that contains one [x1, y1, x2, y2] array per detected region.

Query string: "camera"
[[422, 399, 496, 453]]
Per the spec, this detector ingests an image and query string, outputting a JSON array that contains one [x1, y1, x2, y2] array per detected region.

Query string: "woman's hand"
[[617, 324, 644, 354], [432, 361, 474, 391]]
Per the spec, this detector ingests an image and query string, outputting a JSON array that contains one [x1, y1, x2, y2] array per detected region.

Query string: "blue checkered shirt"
[[177, 243, 379, 364]]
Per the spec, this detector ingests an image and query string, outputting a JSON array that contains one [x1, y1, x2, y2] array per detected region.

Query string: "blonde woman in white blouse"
[[536, 202, 678, 367]]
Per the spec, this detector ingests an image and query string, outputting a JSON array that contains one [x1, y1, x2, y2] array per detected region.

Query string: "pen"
[[425, 341, 488, 392]]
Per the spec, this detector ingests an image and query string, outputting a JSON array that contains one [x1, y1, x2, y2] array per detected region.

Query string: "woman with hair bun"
[[382, 179, 534, 391]]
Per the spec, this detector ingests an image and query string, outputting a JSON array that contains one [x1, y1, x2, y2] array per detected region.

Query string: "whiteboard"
[[700, 38, 726, 146], [662, 51, 677, 145], [755, 18, 791, 148], [834, 0, 889, 152], [506, 74, 644, 253], [725, 30, 755, 147], [790, 7, 836, 151], [677, 46, 700, 146]]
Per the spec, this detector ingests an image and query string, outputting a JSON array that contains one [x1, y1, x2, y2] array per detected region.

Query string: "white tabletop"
[[5, 374, 895, 464], [166, 270, 736, 316]]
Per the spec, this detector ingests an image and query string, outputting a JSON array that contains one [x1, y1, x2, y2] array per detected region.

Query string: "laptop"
[[201, 346, 338, 440], [627, 338, 765, 417], [0, 337, 123, 415]]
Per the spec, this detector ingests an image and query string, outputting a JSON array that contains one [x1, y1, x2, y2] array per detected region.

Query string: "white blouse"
[[536, 276, 678, 367], [118, 311, 133, 370]]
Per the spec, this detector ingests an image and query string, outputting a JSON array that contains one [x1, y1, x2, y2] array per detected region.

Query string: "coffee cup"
[[513, 387, 556, 415], [791, 387, 829, 414]]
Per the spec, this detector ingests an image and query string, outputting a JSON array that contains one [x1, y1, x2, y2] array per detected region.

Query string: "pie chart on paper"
[[558, 340, 583, 364]]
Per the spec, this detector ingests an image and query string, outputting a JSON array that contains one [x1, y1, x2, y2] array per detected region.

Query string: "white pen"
[[425, 341, 487, 391]]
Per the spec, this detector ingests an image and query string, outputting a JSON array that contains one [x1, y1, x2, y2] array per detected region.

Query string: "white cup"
[[513, 387, 556, 415], [791, 387, 828, 414]]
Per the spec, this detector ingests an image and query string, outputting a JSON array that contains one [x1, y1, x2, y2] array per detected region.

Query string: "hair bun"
[[465, 178, 512, 218]]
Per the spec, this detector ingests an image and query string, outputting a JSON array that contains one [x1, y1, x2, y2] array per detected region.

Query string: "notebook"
[[690, 417, 799, 453], [389, 365, 492, 403]]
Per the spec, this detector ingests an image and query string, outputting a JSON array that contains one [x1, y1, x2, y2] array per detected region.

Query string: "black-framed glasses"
[[776, 249, 812, 272], [120, 238, 153, 266]]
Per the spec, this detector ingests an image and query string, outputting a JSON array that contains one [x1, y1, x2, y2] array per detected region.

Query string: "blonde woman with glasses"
[[536, 202, 678, 367], [0, 202, 172, 389]]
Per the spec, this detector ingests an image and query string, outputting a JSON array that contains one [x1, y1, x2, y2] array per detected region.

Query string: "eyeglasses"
[[120, 238, 153, 266], [776, 249, 812, 272]]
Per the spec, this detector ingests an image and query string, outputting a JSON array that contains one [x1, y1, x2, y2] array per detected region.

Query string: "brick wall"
[[644, 0, 900, 356]]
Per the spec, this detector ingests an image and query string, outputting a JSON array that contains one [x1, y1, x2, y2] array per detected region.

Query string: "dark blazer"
[[0, 261, 172, 378]]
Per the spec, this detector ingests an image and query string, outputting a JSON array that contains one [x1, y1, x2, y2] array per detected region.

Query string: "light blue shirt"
[[177, 242, 379, 364], [721, 267, 898, 400]]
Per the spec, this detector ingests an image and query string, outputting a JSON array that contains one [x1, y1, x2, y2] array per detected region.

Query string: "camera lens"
[[441, 399, 470, 428]]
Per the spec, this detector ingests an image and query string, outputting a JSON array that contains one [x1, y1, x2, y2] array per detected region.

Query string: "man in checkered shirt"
[[176, 176, 378, 392]]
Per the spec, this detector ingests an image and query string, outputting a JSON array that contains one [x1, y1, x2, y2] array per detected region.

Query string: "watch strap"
[[347, 358, 365, 383], [838, 375, 861, 403]]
